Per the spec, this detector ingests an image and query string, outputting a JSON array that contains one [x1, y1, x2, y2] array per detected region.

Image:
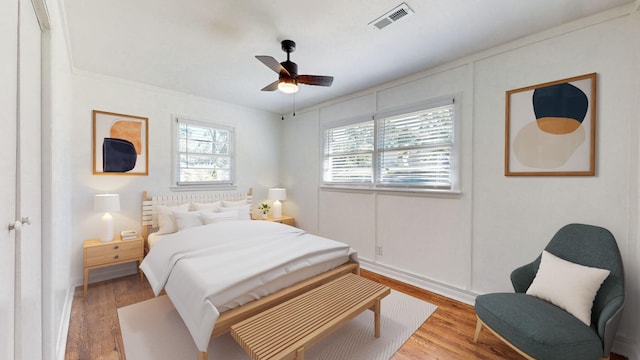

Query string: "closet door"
[[17, 0, 43, 357], [0, 0, 19, 358], [1, 0, 43, 358]]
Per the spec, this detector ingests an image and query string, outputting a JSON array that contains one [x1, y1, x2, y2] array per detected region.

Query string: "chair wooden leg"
[[197, 351, 208, 360], [473, 317, 483, 342], [473, 317, 536, 360]]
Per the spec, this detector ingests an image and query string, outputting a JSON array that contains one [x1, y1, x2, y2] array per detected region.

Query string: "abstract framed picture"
[[505, 73, 596, 176], [93, 110, 149, 176]]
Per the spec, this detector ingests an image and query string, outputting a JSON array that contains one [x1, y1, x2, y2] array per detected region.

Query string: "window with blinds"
[[323, 120, 375, 184], [323, 100, 457, 191], [175, 118, 234, 186], [377, 104, 454, 188]]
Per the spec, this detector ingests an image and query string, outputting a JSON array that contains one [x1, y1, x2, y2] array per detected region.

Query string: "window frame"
[[321, 97, 460, 194], [172, 116, 236, 189]]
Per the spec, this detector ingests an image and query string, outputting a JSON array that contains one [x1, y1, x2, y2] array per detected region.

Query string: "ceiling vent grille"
[[369, 2, 414, 30]]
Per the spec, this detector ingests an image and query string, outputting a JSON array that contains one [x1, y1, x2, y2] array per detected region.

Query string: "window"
[[323, 99, 457, 191], [174, 117, 234, 186], [323, 120, 375, 184]]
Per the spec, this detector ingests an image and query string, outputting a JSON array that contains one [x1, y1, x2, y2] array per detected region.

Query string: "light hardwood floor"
[[65, 270, 627, 360]]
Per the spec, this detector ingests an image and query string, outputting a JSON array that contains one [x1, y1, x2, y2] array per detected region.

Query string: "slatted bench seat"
[[230, 273, 390, 360]]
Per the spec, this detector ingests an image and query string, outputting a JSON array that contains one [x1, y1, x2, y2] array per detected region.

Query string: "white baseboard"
[[612, 337, 637, 359], [359, 259, 477, 305], [55, 286, 74, 360]]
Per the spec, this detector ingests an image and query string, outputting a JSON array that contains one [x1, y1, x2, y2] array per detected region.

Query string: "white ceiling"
[[62, 0, 633, 115]]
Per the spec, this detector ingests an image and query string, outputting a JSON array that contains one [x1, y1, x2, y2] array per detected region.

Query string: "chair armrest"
[[510, 261, 538, 293]]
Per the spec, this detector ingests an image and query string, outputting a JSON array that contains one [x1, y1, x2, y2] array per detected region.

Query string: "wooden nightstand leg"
[[138, 259, 144, 282], [83, 268, 89, 297]]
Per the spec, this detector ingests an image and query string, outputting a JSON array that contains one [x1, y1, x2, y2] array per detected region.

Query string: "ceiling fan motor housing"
[[280, 60, 298, 78]]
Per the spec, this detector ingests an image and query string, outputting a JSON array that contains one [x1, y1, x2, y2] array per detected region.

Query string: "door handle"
[[8, 216, 31, 231]]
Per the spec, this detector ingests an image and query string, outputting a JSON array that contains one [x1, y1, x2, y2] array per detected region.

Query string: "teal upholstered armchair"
[[474, 223, 625, 360]]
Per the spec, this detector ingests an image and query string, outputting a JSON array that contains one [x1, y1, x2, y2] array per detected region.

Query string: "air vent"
[[369, 2, 414, 30]]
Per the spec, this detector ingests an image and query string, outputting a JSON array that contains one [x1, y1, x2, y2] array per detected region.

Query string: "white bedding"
[[140, 220, 357, 352]]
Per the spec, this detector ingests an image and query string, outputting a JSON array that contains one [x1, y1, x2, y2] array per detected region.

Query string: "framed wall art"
[[505, 73, 596, 176], [93, 110, 149, 175]]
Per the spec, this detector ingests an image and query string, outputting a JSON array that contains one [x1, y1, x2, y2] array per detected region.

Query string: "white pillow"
[[526, 250, 610, 325], [201, 211, 239, 224], [191, 201, 221, 211], [219, 205, 251, 220], [222, 199, 247, 208], [156, 204, 190, 234], [173, 210, 204, 231]]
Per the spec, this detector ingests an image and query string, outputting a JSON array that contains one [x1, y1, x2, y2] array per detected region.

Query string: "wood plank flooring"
[[65, 270, 627, 360]]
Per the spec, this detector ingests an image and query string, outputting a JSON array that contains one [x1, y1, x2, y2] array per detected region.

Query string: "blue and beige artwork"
[[102, 120, 141, 172], [513, 81, 589, 169]]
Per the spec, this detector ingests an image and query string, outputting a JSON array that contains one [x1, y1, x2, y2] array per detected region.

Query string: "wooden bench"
[[230, 273, 390, 360]]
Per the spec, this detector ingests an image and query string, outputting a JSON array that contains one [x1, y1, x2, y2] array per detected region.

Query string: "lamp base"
[[100, 212, 114, 242], [272, 200, 282, 219]]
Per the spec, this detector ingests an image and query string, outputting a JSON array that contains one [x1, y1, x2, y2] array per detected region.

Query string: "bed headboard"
[[141, 188, 253, 240]]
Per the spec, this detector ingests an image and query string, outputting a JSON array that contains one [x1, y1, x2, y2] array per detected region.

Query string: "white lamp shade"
[[94, 194, 120, 242], [268, 188, 287, 201], [94, 193, 120, 212]]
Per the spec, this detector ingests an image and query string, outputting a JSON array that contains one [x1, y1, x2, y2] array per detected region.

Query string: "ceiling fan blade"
[[255, 55, 290, 76], [298, 75, 334, 87], [260, 80, 280, 91]]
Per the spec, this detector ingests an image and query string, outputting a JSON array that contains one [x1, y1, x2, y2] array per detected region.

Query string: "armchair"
[[474, 223, 625, 360]]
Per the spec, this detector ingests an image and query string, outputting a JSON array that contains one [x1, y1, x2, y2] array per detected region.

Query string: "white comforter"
[[140, 220, 357, 352]]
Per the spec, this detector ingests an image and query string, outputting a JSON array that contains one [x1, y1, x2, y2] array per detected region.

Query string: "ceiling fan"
[[256, 39, 334, 94]]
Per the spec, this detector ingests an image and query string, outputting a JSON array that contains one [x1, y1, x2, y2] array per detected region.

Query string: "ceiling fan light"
[[278, 79, 299, 94]]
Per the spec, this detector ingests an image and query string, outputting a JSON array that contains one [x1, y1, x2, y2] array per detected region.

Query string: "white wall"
[[282, 6, 639, 357], [68, 73, 281, 285]]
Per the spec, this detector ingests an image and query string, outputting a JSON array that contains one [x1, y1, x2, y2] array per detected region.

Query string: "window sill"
[[320, 185, 462, 198]]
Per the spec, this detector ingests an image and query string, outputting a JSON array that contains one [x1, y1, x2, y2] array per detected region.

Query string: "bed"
[[138, 190, 359, 360]]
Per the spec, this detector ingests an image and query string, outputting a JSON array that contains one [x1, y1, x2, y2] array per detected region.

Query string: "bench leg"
[[295, 347, 304, 360], [374, 296, 381, 338], [197, 350, 208, 360]]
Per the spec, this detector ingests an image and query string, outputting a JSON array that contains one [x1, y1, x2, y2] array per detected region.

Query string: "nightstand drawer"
[[257, 215, 295, 227], [272, 217, 295, 226], [85, 240, 142, 267]]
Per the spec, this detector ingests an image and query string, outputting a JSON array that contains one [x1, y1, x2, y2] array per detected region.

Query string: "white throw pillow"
[[191, 201, 221, 211], [173, 211, 204, 231], [219, 205, 250, 220], [201, 211, 239, 224], [526, 250, 610, 325], [156, 204, 190, 234]]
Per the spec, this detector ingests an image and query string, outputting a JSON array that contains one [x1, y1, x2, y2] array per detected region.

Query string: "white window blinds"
[[377, 104, 454, 188], [323, 120, 375, 184], [175, 118, 234, 185], [322, 100, 457, 191]]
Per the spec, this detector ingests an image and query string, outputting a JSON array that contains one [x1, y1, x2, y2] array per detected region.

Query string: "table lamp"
[[94, 193, 120, 242], [268, 188, 287, 219]]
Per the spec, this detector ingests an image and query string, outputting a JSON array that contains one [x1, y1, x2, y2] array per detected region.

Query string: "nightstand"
[[83, 235, 144, 297], [265, 215, 295, 227]]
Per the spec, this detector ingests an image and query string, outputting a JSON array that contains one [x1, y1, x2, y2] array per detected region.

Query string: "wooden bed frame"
[[140, 190, 360, 360]]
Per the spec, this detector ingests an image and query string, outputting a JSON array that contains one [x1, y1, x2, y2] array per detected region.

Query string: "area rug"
[[118, 290, 437, 360]]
